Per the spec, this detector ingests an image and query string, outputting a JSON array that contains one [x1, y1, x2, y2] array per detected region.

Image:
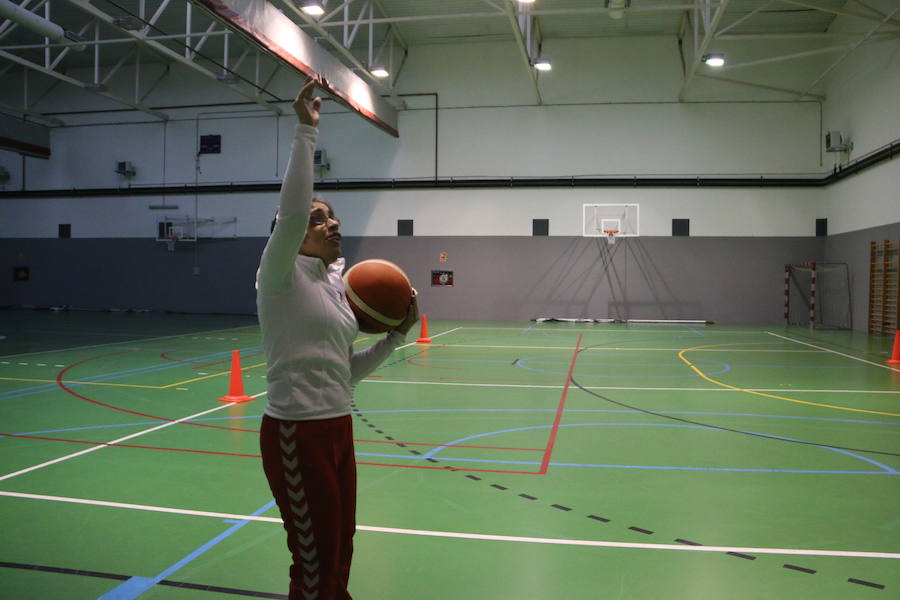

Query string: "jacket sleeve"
[[257, 124, 317, 293], [348, 330, 407, 385]]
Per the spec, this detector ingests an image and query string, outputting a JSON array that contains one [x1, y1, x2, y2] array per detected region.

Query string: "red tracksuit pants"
[[260, 413, 356, 600]]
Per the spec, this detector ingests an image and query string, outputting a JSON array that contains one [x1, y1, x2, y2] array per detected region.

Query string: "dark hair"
[[270, 196, 333, 233], [310, 196, 332, 212]]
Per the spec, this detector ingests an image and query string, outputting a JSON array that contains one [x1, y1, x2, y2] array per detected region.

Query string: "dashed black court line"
[[350, 401, 887, 592], [0, 562, 288, 599], [355, 341, 888, 592], [784, 564, 817, 575]]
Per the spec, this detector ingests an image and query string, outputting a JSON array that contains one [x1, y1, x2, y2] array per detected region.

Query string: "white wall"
[[0, 33, 897, 239], [822, 0, 900, 158], [821, 0, 900, 234]]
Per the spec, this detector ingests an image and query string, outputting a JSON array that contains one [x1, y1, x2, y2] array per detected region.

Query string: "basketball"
[[343, 259, 414, 333]]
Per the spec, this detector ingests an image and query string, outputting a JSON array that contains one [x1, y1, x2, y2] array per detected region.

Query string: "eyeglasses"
[[308, 213, 340, 227]]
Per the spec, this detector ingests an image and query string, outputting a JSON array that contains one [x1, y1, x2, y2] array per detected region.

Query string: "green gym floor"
[[1, 310, 898, 600]]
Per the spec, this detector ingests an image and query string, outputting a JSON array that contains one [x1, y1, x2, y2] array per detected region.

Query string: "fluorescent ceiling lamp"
[[702, 53, 726, 67], [531, 57, 551, 71], [370, 66, 389, 78], [298, 0, 324, 16], [516, 0, 536, 3]]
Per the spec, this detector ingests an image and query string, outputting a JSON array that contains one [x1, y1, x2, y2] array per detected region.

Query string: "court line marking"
[[459, 327, 766, 334], [396, 327, 460, 350], [429, 344, 823, 353], [767, 332, 900, 372], [678, 344, 900, 418], [539, 334, 582, 474], [361, 379, 900, 394], [1, 491, 898, 560], [0, 362, 267, 390], [0, 324, 258, 360], [0, 392, 266, 482]]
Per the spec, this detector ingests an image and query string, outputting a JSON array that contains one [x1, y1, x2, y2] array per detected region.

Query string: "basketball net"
[[603, 229, 619, 245]]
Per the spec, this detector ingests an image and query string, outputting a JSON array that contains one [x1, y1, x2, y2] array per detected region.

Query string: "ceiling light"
[[531, 57, 551, 71], [298, 1, 325, 16], [702, 53, 726, 67], [605, 0, 630, 20], [370, 66, 389, 78], [516, 0, 536, 3]]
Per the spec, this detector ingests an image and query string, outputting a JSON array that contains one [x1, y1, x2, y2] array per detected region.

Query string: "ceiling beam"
[[679, 0, 733, 101], [0, 47, 169, 119], [278, 0, 407, 110], [503, 0, 542, 105], [779, 0, 900, 27], [0, 100, 64, 125], [695, 73, 825, 100], [720, 34, 900, 70], [799, 4, 900, 97], [717, 31, 900, 39], [315, 3, 722, 27], [62, 0, 282, 114]]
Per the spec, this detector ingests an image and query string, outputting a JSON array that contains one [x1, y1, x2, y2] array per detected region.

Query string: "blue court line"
[[355, 451, 895, 475], [96, 499, 275, 600], [416, 422, 899, 474], [9, 409, 900, 438], [514, 355, 733, 378], [0, 346, 261, 400], [0, 346, 261, 402]]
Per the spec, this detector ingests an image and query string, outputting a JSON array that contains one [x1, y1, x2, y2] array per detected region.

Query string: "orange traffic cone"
[[218, 350, 254, 403], [416, 314, 432, 344], [888, 331, 900, 366]]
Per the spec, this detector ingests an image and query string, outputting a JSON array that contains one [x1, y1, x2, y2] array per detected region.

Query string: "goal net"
[[785, 262, 852, 329]]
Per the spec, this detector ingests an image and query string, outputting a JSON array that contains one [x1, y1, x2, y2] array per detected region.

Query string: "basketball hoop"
[[166, 235, 180, 252], [603, 229, 619, 245]]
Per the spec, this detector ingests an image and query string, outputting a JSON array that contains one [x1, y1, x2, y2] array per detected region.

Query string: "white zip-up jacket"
[[256, 124, 404, 421]]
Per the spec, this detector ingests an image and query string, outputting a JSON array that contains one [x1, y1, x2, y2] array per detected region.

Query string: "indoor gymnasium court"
[[1, 0, 898, 599]]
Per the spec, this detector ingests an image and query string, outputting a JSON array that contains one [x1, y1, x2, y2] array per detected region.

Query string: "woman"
[[257, 77, 418, 600]]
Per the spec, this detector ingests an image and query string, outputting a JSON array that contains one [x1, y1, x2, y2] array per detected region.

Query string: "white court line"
[[0, 391, 267, 482], [0, 324, 257, 360], [1, 491, 897, 560], [462, 327, 766, 334], [432, 344, 821, 353], [767, 332, 900, 373], [361, 379, 900, 394], [396, 327, 461, 350]]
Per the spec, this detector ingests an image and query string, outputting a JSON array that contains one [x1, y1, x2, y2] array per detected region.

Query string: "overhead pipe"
[[0, 0, 85, 50], [2, 140, 896, 199]]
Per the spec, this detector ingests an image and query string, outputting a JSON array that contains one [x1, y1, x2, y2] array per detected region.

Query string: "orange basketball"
[[343, 259, 414, 333]]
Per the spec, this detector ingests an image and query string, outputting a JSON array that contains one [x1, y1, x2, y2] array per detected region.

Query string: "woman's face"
[[299, 200, 342, 264]]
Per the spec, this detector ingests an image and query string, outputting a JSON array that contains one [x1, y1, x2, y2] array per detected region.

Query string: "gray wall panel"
[[343, 236, 824, 324], [2, 234, 848, 325], [824, 221, 900, 332], [0, 238, 266, 314]]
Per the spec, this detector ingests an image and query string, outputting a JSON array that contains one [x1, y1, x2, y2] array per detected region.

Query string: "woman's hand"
[[293, 77, 322, 127], [394, 293, 420, 336]]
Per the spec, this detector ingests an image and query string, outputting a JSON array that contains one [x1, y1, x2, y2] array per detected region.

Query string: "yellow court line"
[[0, 362, 267, 390], [0, 376, 164, 389], [158, 362, 267, 388], [677, 343, 900, 418]]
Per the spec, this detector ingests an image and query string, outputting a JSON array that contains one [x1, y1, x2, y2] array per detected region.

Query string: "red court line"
[[55, 352, 259, 434], [538, 334, 583, 475], [158, 351, 262, 371], [1, 433, 260, 458], [3, 433, 539, 474], [355, 438, 542, 451], [365, 374, 562, 385], [357, 461, 540, 475]]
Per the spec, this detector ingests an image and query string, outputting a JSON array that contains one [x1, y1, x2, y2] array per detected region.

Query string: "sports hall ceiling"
[[0, 0, 898, 123]]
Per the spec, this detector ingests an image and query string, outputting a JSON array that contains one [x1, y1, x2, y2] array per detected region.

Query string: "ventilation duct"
[[0, 0, 85, 51]]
